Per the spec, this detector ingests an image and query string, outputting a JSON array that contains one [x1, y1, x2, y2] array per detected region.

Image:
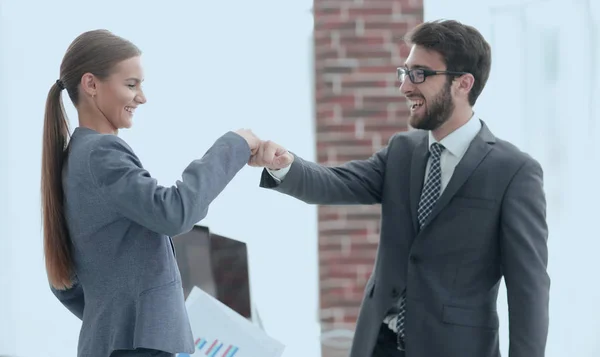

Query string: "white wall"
[[0, 1, 17, 352], [425, 0, 600, 356], [0, 1, 319, 356]]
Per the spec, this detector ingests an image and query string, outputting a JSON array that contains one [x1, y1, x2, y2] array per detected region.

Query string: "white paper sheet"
[[177, 286, 285, 357]]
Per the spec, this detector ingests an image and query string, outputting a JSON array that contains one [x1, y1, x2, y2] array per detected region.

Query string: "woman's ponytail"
[[41, 80, 73, 290]]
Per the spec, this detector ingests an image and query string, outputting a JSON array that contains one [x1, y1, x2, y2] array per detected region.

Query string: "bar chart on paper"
[[177, 337, 239, 357], [179, 286, 285, 357]]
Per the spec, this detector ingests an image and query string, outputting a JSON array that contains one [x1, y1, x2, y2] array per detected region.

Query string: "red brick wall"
[[313, 0, 423, 354]]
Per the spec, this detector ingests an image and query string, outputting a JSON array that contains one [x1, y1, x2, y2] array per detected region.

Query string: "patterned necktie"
[[396, 142, 445, 350]]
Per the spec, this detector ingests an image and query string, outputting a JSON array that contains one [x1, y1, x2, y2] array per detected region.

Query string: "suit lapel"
[[419, 122, 496, 229], [409, 135, 430, 234]]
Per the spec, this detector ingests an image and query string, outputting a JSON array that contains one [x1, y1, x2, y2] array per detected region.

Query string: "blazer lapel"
[[409, 135, 430, 235], [420, 122, 496, 229]]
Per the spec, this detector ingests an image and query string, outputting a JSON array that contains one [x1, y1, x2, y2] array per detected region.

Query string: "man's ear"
[[455, 73, 475, 98]]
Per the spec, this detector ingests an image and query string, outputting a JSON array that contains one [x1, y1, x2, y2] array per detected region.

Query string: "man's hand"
[[234, 129, 261, 155], [249, 140, 294, 170]]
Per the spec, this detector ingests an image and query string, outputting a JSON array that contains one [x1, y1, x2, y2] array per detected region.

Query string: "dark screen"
[[172, 225, 252, 319]]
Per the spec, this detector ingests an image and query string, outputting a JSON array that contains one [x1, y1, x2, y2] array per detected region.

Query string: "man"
[[251, 20, 550, 357]]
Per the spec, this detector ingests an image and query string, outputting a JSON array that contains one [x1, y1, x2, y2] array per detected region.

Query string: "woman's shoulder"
[[68, 129, 142, 180], [70, 129, 136, 163], [73, 128, 132, 152]]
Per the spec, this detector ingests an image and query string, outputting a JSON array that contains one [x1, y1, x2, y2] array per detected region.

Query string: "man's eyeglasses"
[[396, 67, 469, 84]]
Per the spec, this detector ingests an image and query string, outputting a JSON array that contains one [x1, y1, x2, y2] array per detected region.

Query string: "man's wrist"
[[267, 164, 291, 181]]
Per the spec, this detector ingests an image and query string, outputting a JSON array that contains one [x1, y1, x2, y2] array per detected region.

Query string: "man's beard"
[[409, 81, 454, 131]]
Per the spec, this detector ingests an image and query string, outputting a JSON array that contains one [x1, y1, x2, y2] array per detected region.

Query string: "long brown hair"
[[42, 29, 141, 290]]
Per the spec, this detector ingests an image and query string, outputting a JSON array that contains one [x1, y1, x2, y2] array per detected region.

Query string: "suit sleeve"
[[50, 277, 85, 320], [88, 131, 251, 236], [500, 159, 550, 357], [259, 138, 391, 205]]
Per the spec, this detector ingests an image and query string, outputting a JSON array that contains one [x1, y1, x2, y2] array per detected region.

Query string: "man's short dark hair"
[[405, 20, 492, 106]]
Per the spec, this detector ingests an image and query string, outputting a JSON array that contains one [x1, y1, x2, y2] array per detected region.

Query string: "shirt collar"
[[428, 114, 482, 158]]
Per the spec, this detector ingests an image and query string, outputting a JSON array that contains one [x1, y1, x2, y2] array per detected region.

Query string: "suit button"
[[391, 288, 399, 298], [409, 255, 420, 263]]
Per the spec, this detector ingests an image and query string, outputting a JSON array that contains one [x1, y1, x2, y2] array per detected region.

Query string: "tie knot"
[[430, 142, 445, 158]]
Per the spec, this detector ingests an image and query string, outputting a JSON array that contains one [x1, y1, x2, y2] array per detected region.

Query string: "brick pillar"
[[313, 1, 423, 355]]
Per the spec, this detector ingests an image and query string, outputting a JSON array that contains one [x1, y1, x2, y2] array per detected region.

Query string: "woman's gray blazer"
[[51, 127, 251, 357]]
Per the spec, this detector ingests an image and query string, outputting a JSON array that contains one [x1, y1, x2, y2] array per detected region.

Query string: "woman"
[[42, 29, 260, 357]]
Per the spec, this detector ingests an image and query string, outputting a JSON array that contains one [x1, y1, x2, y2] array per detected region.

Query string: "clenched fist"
[[234, 129, 261, 155], [249, 140, 294, 170]]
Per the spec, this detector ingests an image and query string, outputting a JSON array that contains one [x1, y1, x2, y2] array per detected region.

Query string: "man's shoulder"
[[388, 129, 427, 147], [490, 135, 541, 172]]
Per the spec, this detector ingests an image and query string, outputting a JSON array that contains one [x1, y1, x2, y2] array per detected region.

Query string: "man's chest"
[[424, 151, 462, 193], [381, 148, 508, 244]]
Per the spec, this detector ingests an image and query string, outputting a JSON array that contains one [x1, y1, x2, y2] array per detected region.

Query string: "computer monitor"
[[172, 225, 252, 320]]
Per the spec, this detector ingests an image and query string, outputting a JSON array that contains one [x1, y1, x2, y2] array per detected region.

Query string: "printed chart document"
[[177, 286, 285, 357]]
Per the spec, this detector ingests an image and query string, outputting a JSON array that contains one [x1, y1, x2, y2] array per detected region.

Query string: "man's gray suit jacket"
[[260, 121, 550, 357], [51, 127, 251, 357]]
